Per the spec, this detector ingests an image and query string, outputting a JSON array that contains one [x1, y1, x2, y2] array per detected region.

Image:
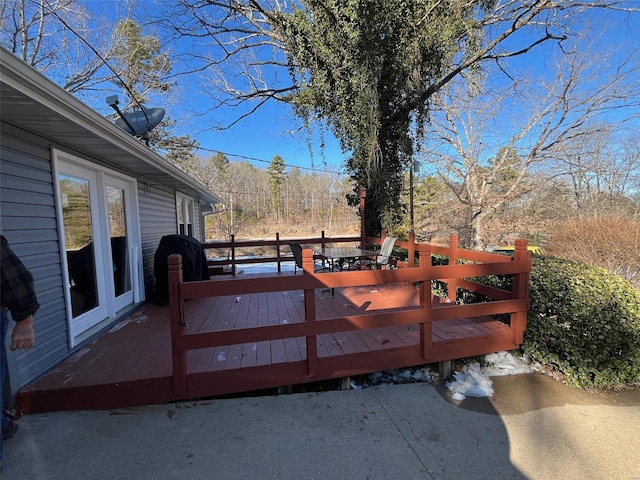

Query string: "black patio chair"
[[288, 243, 328, 274]]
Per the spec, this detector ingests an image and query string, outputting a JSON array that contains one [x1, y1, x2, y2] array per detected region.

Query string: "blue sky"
[[181, 100, 345, 174], [78, 1, 640, 175], [79, 0, 346, 174]]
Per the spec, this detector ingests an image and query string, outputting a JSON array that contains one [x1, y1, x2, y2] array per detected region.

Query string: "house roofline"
[[0, 47, 221, 207]]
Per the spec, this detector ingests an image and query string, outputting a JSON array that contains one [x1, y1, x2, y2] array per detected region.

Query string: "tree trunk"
[[470, 208, 483, 250]]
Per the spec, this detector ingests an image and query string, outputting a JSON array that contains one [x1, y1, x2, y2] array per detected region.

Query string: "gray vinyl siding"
[[1, 123, 207, 393], [138, 185, 177, 298], [193, 201, 203, 241], [0, 129, 68, 391], [138, 188, 206, 299]]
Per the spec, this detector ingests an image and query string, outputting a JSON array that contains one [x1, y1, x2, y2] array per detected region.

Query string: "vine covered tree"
[[275, 0, 496, 236]]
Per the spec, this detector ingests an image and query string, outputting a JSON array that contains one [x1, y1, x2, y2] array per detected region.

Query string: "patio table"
[[316, 247, 378, 271]]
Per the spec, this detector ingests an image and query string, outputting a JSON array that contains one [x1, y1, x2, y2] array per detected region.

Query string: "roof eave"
[[0, 48, 221, 206]]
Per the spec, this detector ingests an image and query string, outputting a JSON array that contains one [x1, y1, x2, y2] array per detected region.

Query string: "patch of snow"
[[446, 352, 540, 400], [350, 351, 539, 400], [108, 320, 132, 333], [235, 260, 296, 275], [107, 313, 148, 333], [446, 362, 495, 399], [482, 351, 541, 377]]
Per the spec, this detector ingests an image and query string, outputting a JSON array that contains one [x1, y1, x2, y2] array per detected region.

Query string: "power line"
[[192, 144, 345, 174], [41, 2, 347, 176], [159, 139, 346, 174], [212, 190, 349, 201]]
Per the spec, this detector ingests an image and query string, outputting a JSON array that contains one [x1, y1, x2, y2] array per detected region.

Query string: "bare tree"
[[550, 126, 640, 217], [2, 0, 81, 71], [421, 29, 640, 249], [202, 157, 259, 239], [0, 0, 124, 96]]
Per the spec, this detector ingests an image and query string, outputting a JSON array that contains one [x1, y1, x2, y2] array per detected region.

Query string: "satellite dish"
[[115, 107, 165, 135]]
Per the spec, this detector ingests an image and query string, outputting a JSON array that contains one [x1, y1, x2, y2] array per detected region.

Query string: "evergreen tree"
[[267, 155, 286, 220]]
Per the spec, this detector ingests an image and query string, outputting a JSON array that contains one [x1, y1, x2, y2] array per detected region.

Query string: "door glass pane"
[[178, 197, 185, 234], [106, 186, 130, 297], [187, 200, 194, 237], [60, 175, 98, 317]]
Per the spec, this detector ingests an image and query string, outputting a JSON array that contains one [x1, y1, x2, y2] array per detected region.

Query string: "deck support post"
[[303, 249, 318, 377], [439, 360, 453, 380], [418, 244, 433, 361], [408, 231, 415, 268], [447, 234, 459, 303], [339, 377, 351, 390], [276, 232, 281, 273], [511, 240, 532, 344], [230, 234, 236, 275], [168, 254, 187, 395], [320, 231, 327, 269], [278, 385, 293, 394]]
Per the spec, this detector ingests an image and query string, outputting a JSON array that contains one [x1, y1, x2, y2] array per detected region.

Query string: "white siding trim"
[[175, 191, 196, 237]]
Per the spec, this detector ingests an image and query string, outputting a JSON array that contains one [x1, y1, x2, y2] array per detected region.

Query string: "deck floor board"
[[17, 279, 521, 414]]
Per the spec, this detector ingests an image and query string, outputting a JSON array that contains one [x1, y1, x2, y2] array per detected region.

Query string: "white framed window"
[[176, 192, 195, 237]]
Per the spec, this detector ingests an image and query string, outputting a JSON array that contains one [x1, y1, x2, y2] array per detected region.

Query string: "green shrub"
[[448, 254, 640, 388], [430, 254, 449, 297], [524, 255, 640, 388]]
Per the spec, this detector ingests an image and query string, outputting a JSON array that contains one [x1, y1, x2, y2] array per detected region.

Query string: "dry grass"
[[244, 220, 360, 240], [205, 220, 361, 258], [545, 216, 640, 288]]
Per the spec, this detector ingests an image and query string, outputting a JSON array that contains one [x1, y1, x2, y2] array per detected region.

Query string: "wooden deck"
[[17, 271, 522, 414], [17, 238, 533, 414]]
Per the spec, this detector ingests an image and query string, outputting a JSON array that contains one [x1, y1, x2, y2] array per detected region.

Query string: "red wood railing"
[[203, 229, 424, 275], [202, 231, 362, 274], [168, 235, 532, 396]]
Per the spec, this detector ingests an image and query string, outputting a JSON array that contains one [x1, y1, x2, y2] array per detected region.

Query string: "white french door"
[[54, 151, 141, 345], [105, 177, 135, 312]]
